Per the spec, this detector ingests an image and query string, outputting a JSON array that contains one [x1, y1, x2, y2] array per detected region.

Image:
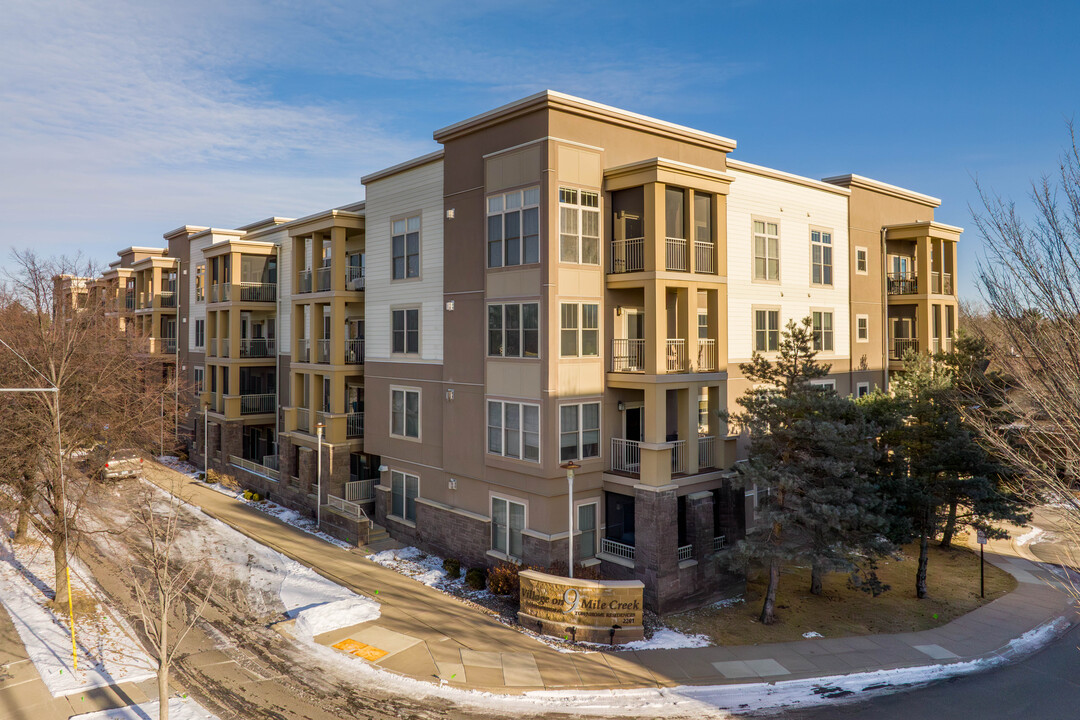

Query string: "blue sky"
[[2, 0, 1076, 300]]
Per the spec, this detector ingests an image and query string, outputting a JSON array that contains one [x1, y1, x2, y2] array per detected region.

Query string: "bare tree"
[[970, 122, 1080, 539], [126, 481, 215, 720]]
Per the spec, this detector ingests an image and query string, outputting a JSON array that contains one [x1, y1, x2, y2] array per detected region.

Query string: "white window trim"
[[389, 469, 419, 524], [856, 381, 871, 397], [560, 302, 600, 358], [559, 401, 601, 462], [490, 493, 528, 560], [810, 227, 834, 287], [855, 314, 870, 343], [194, 319, 205, 349], [558, 186, 601, 266], [811, 309, 835, 354], [855, 246, 869, 275], [487, 186, 541, 268], [752, 217, 781, 283], [391, 212, 422, 281], [811, 379, 837, 390], [574, 499, 600, 560], [752, 306, 781, 354], [389, 385, 421, 442], [391, 306, 421, 356], [486, 399, 541, 463], [487, 302, 541, 359], [193, 366, 204, 393]]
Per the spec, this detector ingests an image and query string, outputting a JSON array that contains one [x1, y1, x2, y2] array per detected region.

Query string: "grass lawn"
[[666, 538, 1018, 645]]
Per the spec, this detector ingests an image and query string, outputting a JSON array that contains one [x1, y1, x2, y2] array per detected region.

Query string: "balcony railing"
[[208, 283, 230, 303], [890, 337, 919, 360], [316, 266, 332, 292], [229, 454, 280, 481], [124, 292, 135, 311], [346, 266, 365, 291], [240, 338, 275, 358], [317, 339, 330, 363], [297, 338, 310, 363], [943, 272, 953, 295], [297, 269, 312, 294], [240, 282, 276, 302], [698, 435, 717, 469], [931, 271, 941, 294], [610, 237, 645, 274], [162, 337, 176, 355], [345, 338, 365, 364], [611, 438, 641, 474], [666, 237, 688, 271], [344, 479, 374, 502], [159, 291, 177, 308], [296, 408, 310, 432], [240, 393, 276, 415], [943, 336, 954, 352], [347, 412, 364, 438], [219, 338, 230, 358], [666, 338, 688, 372], [611, 338, 645, 372], [677, 544, 694, 562], [263, 454, 279, 471], [887, 272, 918, 295], [208, 338, 217, 357], [601, 537, 635, 561], [712, 535, 727, 552], [695, 241, 716, 274], [697, 338, 716, 371], [326, 494, 369, 522], [670, 439, 687, 475]]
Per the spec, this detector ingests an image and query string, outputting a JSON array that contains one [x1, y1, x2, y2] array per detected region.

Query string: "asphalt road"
[[773, 519, 1080, 720]]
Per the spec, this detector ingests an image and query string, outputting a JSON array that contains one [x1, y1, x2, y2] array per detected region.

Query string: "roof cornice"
[[822, 173, 941, 208], [727, 158, 850, 196], [362, 150, 444, 185]]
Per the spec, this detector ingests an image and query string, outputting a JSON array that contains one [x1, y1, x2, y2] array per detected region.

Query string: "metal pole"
[[980, 543, 985, 599], [568, 468, 574, 578], [316, 423, 325, 530], [204, 404, 209, 474]]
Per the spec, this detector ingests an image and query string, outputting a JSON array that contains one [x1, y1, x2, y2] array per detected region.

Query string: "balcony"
[[611, 338, 645, 372], [240, 338, 275, 358], [698, 435, 717, 469], [159, 291, 177, 308], [297, 269, 312, 294], [209, 283, 231, 303], [943, 272, 953, 295], [601, 537, 635, 561], [611, 436, 714, 477], [696, 339, 717, 371], [890, 337, 919, 361], [346, 266, 365, 291], [695, 241, 716, 274], [887, 272, 918, 295], [296, 407, 310, 432], [611, 438, 641, 474], [229, 454, 279, 481], [677, 544, 693, 562], [239, 282, 276, 302], [666, 338, 688, 372], [344, 478, 374, 502], [297, 338, 310, 363], [317, 339, 330, 363], [712, 535, 727, 551], [316, 266, 332, 292], [670, 439, 687, 474], [610, 237, 645, 274], [162, 337, 176, 355], [665, 237, 689, 271], [345, 338, 365, 364], [347, 412, 364, 438], [219, 338, 230, 358], [208, 338, 217, 357], [124, 292, 135, 311], [240, 393, 275, 415]]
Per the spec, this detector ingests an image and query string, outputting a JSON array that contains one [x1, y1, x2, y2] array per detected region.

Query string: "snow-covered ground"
[[70, 697, 219, 720], [1015, 525, 1045, 546], [619, 629, 711, 651], [0, 527, 156, 697]]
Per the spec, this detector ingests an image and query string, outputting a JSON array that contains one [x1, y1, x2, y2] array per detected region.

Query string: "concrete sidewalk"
[[149, 464, 1077, 696]]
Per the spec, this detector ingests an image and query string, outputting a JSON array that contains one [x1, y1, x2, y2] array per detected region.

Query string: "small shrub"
[[242, 490, 253, 500], [250, 492, 261, 502], [176, 451, 188, 462], [464, 568, 486, 591], [487, 561, 522, 596], [442, 558, 461, 579]]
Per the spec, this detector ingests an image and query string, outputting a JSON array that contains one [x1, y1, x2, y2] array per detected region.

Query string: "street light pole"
[[203, 402, 209, 475], [560, 461, 581, 578], [316, 422, 326, 530]]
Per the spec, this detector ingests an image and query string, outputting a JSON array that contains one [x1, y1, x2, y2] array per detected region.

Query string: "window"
[[698, 312, 708, 339], [195, 264, 205, 301], [812, 379, 837, 390], [754, 309, 780, 352], [193, 366, 204, 393], [560, 303, 599, 357], [491, 496, 526, 558], [812, 311, 834, 352], [392, 308, 419, 354], [576, 503, 598, 560], [560, 402, 600, 461], [855, 247, 868, 274], [753, 220, 780, 280], [488, 187, 540, 268], [811, 230, 833, 285], [391, 471, 418, 522], [487, 303, 539, 358], [856, 314, 869, 342], [194, 319, 205, 348], [557, 187, 600, 265], [392, 215, 421, 279], [487, 400, 540, 462], [856, 382, 871, 398], [391, 388, 420, 439]]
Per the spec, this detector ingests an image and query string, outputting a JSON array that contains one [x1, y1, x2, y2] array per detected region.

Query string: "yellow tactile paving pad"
[[332, 638, 389, 662]]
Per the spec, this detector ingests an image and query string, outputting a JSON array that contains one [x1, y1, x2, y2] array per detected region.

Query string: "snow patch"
[[293, 597, 381, 640], [366, 547, 458, 590], [70, 697, 219, 719], [1015, 526, 1045, 547], [618, 629, 711, 651], [802, 631, 823, 639]]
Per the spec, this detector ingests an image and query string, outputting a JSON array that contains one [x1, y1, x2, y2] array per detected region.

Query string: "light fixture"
[[378, 464, 389, 472], [446, 388, 455, 401], [616, 305, 622, 316], [617, 400, 625, 412]]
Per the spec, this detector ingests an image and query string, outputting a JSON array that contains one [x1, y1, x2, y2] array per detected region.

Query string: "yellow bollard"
[[67, 565, 77, 672]]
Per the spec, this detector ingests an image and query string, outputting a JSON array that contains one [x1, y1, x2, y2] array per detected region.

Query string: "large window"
[[560, 402, 600, 461], [753, 220, 780, 281], [754, 309, 780, 352], [391, 471, 418, 521], [392, 215, 421, 279], [492, 496, 526, 558], [194, 319, 204, 349], [195, 264, 205, 301], [392, 308, 419, 354], [813, 311, 834, 352], [488, 187, 540, 268], [811, 229, 833, 285], [560, 303, 599, 357], [559, 187, 600, 265], [487, 400, 540, 462], [487, 303, 539, 358], [576, 503, 598, 560], [391, 388, 420, 439]]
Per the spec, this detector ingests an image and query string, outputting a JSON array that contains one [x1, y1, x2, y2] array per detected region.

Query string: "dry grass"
[[46, 590, 99, 619], [667, 540, 1018, 645]]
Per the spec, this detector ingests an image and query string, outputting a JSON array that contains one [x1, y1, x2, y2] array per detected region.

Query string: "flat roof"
[[821, 173, 941, 208], [234, 217, 294, 233], [727, 158, 851, 196], [361, 150, 444, 185]]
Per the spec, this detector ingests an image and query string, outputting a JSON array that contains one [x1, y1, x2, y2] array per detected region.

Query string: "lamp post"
[[203, 401, 209, 475], [316, 422, 326, 530], [560, 460, 581, 578]]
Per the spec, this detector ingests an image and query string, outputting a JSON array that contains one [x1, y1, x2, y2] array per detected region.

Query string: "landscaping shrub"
[[176, 451, 188, 462], [487, 561, 522, 596], [442, 558, 461, 579], [250, 492, 261, 502], [539, 560, 602, 580], [242, 490, 253, 500], [464, 567, 486, 591]]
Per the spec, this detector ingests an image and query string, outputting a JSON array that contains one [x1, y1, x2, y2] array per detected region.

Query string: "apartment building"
[[95, 90, 960, 614]]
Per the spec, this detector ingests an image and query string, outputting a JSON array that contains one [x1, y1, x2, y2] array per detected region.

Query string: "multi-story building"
[[94, 90, 960, 613]]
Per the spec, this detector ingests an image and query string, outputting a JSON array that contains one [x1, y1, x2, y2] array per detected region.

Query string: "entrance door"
[[625, 311, 645, 370], [624, 406, 643, 442]]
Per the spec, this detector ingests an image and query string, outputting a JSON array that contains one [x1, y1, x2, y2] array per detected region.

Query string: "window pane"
[[405, 391, 419, 437], [393, 219, 406, 235], [523, 187, 539, 206], [694, 193, 712, 243], [560, 405, 578, 461], [406, 309, 419, 353], [505, 212, 521, 266], [492, 498, 507, 552], [509, 502, 525, 558], [488, 401, 502, 453], [665, 187, 685, 238], [407, 216, 421, 232], [561, 304, 577, 356], [488, 215, 503, 268], [392, 390, 404, 435], [488, 196, 503, 214], [392, 473, 404, 517], [505, 304, 521, 356], [405, 475, 418, 521], [581, 304, 599, 356], [754, 220, 764, 234], [522, 207, 539, 264], [523, 303, 539, 358], [505, 403, 520, 458], [505, 191, 521, 210], [523, 405, 539, 461], [488, 305, 503, 356]]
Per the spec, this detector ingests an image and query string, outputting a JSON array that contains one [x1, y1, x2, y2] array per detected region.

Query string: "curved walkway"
[[150, 463, 1077, 695]]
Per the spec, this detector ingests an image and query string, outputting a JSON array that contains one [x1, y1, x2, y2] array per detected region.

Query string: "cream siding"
[[186, 234, 212, 350]]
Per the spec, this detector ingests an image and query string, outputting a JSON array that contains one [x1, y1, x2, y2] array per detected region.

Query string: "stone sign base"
[[517, 569, 645, 645]]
